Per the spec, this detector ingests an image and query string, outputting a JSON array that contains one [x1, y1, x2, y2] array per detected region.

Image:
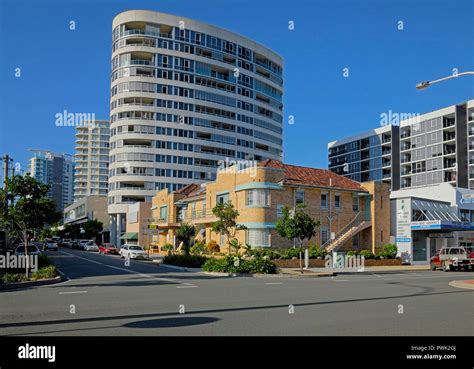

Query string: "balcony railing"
[[129, 59, 153, 66], [123, 29, 172, 39]]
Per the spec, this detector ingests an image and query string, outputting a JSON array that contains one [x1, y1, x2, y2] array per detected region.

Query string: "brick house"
[[150, 160, 391, 253]]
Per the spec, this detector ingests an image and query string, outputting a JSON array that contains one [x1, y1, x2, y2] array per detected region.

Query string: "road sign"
[[143, 228, 159, 235]]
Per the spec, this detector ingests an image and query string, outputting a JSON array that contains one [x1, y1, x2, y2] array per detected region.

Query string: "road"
[[1, 247, 473, 336]]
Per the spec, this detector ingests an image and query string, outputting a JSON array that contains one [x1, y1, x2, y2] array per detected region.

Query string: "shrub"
[[244, 257, 277, 274], [202, 255, 276, 274], [31, 266, 57, 280], [38, 254, 52, 268], [207, 240, 220, 253], [308, 245, 327, 259], [382, 243, 397, 259], [280, 247, 301, 259], [190, 241, 207, 255], [247, 247, 280, 259], [163, 254, 208, 268], [1, 273, 29, 284], [359, 249, 375, 259], [161, 243, 174, 255], [346, 250, 359, 256]]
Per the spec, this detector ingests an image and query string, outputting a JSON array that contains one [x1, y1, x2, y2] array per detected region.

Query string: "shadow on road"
[[123, 316, 219, 329]]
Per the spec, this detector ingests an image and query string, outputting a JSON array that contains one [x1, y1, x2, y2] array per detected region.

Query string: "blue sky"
[[0, 0, 473, 178]]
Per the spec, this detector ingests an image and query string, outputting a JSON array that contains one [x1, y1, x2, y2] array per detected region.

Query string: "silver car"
[[84, 241, 99, 252], [14, 244, 42, 256]]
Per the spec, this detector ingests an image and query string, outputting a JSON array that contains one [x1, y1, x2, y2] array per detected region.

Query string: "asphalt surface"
[[1, 247, 473, 336]]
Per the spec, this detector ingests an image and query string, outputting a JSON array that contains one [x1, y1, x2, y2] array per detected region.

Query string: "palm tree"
[[176, 222, 196, 256]]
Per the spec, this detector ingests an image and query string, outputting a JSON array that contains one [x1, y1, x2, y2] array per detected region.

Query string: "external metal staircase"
[[323, 212, 372, 253]]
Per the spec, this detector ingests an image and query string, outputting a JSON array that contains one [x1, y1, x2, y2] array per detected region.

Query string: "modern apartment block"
[[74, 120, 110, 200], [328, 99, 474, 191], [399, 100, 473, 189], [328, 125, 400, 189], [28, 150, 75, 212], [109, 10, 284, 245], [149, 160, 391, 253]]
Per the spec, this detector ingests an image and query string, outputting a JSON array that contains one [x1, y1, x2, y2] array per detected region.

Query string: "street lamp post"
[[416, 71, 474, 90]]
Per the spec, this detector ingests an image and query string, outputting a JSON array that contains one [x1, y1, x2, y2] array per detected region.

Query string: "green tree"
[[276, 204, 319, 273], [38, 228, 52, 240], [82, 220, 103, 240], [211, 201, 246, 255], [0, 175, 61, 277], [176, 222, 196, 256]]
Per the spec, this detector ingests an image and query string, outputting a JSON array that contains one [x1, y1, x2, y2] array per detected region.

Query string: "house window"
[[352, 234, 360, 248], [246, 229, 271, 247], [335, 194, 341, 209], [352, 197, 359, 212], [159, 205, 168, 220], [216, 192, 229, 204], [321, 193, 328, 208], [320, 228, 329, 245], [246, 189, 270, 207], [277, 204, 284, 218], [295, 189, 305, 205], [220, 233, 225, 247]]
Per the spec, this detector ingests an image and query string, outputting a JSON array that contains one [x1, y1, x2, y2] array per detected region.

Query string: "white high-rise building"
[[74, 120, 110, 200], [109, 10, 284, 245]]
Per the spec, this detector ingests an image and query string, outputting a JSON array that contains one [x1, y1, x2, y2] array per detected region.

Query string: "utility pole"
[[2, 154, 14, 205]]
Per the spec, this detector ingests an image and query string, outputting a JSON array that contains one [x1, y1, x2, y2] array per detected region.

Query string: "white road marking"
[[176, 285, 198, 289], [264, 282, 282, 285], [59, 291, 88, 295], [373, 274, 382, 278], [333, 280, 349, 282]]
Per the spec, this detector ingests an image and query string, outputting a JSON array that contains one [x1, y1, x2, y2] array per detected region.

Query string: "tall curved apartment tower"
[[109, 10, 284, 245]]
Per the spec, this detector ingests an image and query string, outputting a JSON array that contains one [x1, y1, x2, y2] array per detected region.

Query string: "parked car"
[[98, 243, 119, 255], [14, 244, 42, 256], [70, 240, 81, 249], [430, 246, 472, 271], [78, 239, 92, 250], [31, 241, 45, 250], [120, 245, 148, 259], [59, 239, 72, 247], [84, 241, 99, 252], [43, 239, 59, 251]]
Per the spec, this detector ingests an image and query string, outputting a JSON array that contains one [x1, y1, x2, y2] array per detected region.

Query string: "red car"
[[98, 243, 119, 255]]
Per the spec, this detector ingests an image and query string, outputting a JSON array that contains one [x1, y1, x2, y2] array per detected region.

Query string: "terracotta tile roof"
[[259, 159, 367, 192], [174, 183, 201, 195], [174, 183, 206, 198]]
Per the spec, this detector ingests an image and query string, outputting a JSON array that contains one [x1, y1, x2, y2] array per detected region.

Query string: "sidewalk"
[[279, 264, 431, 276]]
